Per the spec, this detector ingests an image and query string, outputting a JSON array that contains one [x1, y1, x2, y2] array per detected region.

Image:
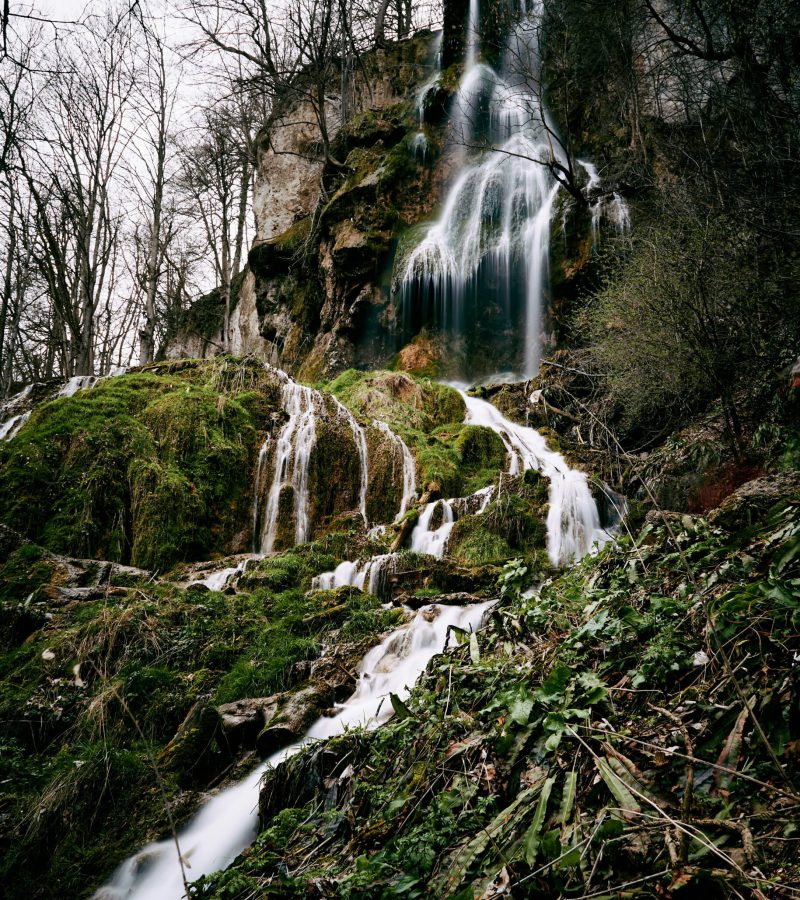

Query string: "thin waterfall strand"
[[373, 421, 417, 522]]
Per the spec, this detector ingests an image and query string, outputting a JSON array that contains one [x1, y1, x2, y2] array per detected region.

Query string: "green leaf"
[[469, 632, 480, 665], [576, 671, 608, 704], [390, 693, 414, 720], [558, 771, 577, 826], [534, 665, 571, 705], [596, 758, 641, 817], [774, 535, 800, 574], [509, 696, 533, 725], [524, 776, 555, 864]]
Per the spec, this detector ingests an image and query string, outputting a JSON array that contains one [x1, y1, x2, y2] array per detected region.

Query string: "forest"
[[0, 0, 798, 898]]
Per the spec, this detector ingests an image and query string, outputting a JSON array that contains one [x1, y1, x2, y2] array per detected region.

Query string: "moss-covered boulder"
[[0, 359, 282, 570], [326, 369, 513, 498], [448, 473, 550, 568]]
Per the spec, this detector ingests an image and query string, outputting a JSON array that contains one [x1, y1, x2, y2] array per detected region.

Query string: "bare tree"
[[128, 12, 182, 365], [22, 5, 137, 376], [177, 105, 251, 350]]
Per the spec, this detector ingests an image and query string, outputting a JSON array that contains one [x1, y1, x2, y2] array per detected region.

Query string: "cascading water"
[[0, 410, 31, 441], [412, 31, 443, 162], [407, 485, 495, 559], [58, 375, 100, 398], [312, 552, 399, 600], [94, 600, 492, 900], [457, 390, 608, 565], [259, 379, 319, 553], [332, 396, 369, 523], [400, 0, 563, 378], [251, 438, 271, 552], [373, 421, 417, 522], [254, 371, 374, 554], [0, 368, 129, 443], [189, 559, 252, 593], [577, 160, 631, 242], [410, 498, 455, 557]]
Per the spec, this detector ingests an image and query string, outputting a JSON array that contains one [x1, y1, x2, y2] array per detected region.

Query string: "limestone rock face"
[[166, 32, 447, 378]]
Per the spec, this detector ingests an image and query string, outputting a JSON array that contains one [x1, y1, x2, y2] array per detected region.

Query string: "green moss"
[[449, 489, 548, 568], [326, 370, 473, 494], [0, 361, 274, 570], [0, 527, 416, 899], [0, 544, 53, 603]]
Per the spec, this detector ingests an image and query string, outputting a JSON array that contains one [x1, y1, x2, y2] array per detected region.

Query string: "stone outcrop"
[[167, 33, 448, 379]]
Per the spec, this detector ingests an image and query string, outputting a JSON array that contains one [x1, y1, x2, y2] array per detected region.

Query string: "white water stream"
[[332, 395, 370, 523], [406, 386, 610, 565], [259, 379, 320, 553], [95, 601, 491, 900], [373, 421, 418, 522], [311, 552, 399, 600], [255, 373, 377, 553]]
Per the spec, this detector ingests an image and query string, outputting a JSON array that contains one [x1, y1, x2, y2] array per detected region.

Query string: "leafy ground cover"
[[194, 495, 800, 898]]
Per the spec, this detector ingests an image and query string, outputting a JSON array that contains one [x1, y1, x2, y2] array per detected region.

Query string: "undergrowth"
[[193, 500, 800, 898]]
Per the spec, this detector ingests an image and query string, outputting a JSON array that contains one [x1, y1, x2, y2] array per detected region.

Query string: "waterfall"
[[0, 411, 31, 441], [260, 380, 319, 554], [1, 370, 128, 442], [458, 391, 608, 565], [189, 559, 251, 593], [400, 2, 560, 378], [57, 375, 100, 397], [410, 498, 456, 558], [408, 485, 495, 559], [578, 159, 631, 242], [312, 553, 399, 600], [465, 0, 480, 71], [373, 421, 417, 522], [254, 370, 373, 553], [94, 600, 492, 900], [331, 396, 369, 523], [251, 438, 270, 552]]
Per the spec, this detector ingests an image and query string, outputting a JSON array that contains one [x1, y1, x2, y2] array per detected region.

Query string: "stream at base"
[[94, 601, 491, 900]]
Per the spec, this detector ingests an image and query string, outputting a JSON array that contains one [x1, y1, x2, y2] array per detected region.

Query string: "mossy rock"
[[249, 218, 312, 278], [0, 361, 282, 570], [448, 485, 548, 567], [326, 369, 464, 434]]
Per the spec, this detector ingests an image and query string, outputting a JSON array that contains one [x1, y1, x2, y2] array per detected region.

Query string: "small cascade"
[[57, 375, 100, 397], [189, 559, 251, 592], [458, 391, 609, 565], [578, 160, 631, 242], [251, 438, 271, 552], [410, 498, 456, 558], [94, 600, 492, 900], [0, 369, 126, 443], [0, 384, 36, 442], [260, 379, 319, 553], [312, 553, 398, 600], [373, 421, 417, 522], [0, 411, 31, 441], [411, 131, 429, 162], [408, 485, 495, 559], [412, 31, 442, 163], [255, 372, 374, 554], [331, 396, 369, 523]]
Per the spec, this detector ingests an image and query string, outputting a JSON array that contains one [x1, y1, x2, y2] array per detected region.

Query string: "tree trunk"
[[374, 0, 392, 46]]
